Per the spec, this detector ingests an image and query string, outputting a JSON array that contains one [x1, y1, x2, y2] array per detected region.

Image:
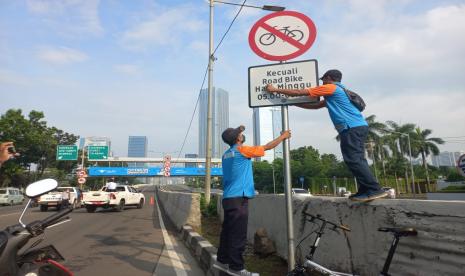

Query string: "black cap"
[[320, 69, 342, 82], [222, 125, 245, 146]]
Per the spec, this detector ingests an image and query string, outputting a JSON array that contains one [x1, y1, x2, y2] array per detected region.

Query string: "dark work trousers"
[[340, 126, 381, 193], [217, 197, 249, 271]]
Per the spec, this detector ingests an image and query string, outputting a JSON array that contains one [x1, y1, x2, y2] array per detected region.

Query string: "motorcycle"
[[0, 179, 73, 276]]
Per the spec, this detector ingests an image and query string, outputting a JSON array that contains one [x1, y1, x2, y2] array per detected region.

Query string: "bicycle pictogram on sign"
[[249, 11, 317, 61], [259, 26, 304, 46]]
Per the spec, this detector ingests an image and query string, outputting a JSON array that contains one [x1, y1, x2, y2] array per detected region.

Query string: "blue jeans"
[[340, 126, 381, 193]]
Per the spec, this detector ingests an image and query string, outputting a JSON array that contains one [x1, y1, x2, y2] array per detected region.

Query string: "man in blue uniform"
[[217, 125, 290, 276], [265, 69, 387, 202]]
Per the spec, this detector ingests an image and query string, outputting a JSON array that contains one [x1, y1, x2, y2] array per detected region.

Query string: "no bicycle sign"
[[248, 11, 317, 61]]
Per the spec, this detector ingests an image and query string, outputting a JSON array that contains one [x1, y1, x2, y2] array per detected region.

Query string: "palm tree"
[[365, 115, 388, 183], [385, 121, 416, 157], [411, 127, 444, 190], [385, 121, 416, 193], [366, 115, 387, 140]]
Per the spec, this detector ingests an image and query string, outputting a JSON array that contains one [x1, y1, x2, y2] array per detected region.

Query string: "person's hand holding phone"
[[0, 142, 18, 166]]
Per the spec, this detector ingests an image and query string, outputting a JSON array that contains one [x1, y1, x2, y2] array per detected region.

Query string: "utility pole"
[[205, 0, 214, 205]]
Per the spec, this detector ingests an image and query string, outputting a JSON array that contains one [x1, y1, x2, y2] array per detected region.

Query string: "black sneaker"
[[348, 191, 364, 199], [215, 257, 230, 271], [213, 262, 229, 272], [349, 193, 371, 202], [350, 190, 388, 202], [366, 189, 388, 200]]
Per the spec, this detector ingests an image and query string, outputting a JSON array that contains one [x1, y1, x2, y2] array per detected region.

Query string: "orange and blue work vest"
[[222, 144, 265, 199], [307, 82, 367, 133]]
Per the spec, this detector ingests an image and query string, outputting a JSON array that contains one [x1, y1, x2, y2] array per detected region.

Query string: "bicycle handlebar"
[[26, 207, 73, 236], [42, 207, 73, 228], [304, 212, 351, 232]]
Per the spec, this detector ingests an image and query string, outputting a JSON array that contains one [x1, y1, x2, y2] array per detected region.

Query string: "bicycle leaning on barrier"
[[288, 213, 418, 276], [259, 26, 304, 46]]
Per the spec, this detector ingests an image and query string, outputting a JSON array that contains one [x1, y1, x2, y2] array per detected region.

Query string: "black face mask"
[[241, 135, 246, 143]]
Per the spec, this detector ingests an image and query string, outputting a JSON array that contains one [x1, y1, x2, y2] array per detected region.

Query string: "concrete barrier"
[[427, 192, 465, 201], [156, 188, 201, 230], [217, 195, 465, 275], [180, 225, 230, 276]]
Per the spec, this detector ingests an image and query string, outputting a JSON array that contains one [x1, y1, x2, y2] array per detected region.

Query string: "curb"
[[180, 225, 230, 276]]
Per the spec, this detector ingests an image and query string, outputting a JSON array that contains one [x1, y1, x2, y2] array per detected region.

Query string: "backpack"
[[336, 84, 366, 112]]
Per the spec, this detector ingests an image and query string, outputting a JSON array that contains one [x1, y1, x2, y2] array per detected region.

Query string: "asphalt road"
[[0, 189, 203, 276]]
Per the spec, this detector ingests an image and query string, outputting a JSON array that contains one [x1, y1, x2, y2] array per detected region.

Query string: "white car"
[[56, 187, 83, 209], [291, 188, 312, 197], [0, 187, 24, 206], [82, 185, 145, 213], [38, 187, 72, 212]]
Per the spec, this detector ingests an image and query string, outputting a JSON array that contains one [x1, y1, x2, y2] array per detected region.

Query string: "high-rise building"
[[199, 87, 229, 159], [128, 136, 148, 157], [432, 151, 465, 167], [253, 107, 283, 162]]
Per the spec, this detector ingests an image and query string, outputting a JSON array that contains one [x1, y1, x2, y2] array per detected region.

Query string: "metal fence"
[[306, 177, 436, 196]]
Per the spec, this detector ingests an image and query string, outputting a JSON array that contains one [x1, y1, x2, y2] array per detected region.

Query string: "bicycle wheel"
[[289, 29, 304, 42], [259, 33, 276, 46]]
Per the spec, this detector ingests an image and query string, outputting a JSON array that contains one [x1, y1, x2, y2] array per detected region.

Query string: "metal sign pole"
[[205, 0, 214, 205], [281, 105, 295, 270], [248, 11, 319, 270]]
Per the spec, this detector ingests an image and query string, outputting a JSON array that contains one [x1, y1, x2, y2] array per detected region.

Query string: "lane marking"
[[0, 211, 21, 218], [154, 195, 188, 276]]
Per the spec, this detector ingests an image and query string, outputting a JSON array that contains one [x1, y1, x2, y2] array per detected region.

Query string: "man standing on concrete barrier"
[[217, 125, 290, 276], [265, 69, 387, 202]]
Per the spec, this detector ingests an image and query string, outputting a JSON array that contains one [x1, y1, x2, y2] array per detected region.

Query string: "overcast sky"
[[1, 0, 465, 160]]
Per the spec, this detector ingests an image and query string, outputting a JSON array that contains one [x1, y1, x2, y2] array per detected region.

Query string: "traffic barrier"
[[156, 188, 201, 230], [214, 195, 465, 276], [180, 225, 224, 276]]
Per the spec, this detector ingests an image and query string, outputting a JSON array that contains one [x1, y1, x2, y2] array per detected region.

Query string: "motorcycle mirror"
[[25, 179, 58, 198]]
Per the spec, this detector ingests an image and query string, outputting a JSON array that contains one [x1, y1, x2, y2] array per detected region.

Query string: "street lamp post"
[[366, 140, 379, 182], [205, 0, 215, 206], [204, 0, 285, 205], [272, 164, 276, 194], [392, 132, 416, 197], [405, 133, 416, 197]]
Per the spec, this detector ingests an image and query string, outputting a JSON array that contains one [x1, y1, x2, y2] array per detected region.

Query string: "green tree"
[[385, 121, 416, 158], [384, 121, 416, 193], [411, 127, 444, 189], [252, 161, 274, 193], [0, 109, 79, 187]]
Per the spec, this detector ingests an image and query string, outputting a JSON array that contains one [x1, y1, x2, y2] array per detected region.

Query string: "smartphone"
[[7, 146, 16, 154]]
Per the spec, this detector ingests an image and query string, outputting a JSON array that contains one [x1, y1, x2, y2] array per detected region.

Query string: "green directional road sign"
[[88, 145, 109, 160], [56, 145, 78, 161]]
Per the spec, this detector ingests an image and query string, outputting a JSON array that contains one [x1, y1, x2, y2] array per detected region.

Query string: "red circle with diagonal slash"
[[248, 11, 317, 61]]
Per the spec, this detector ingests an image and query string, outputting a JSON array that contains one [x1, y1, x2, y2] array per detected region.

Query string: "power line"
[[175, 0, 248, 160], [212, 0, 248, 56], [175, 66, 208, 161]]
